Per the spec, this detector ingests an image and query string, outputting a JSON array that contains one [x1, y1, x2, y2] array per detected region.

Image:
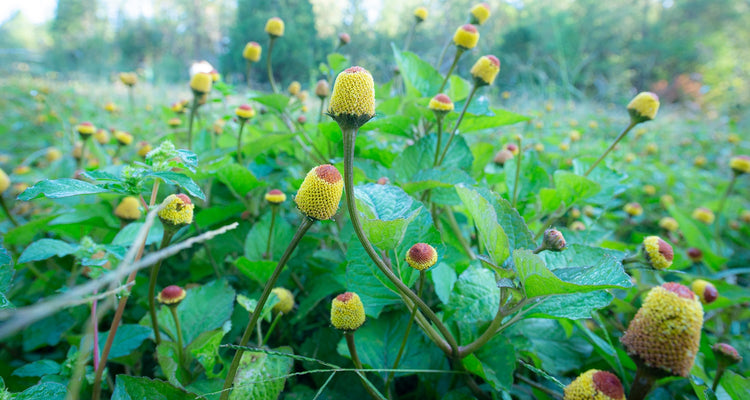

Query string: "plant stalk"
[[187, 96, 200, 151], [236, 120, 246, 165], [346, 332, 382, 400], [262, 312, 284, 345], [712, 366, 726, 392], [148, 229, 175, 345], [169, 306, 185, 366], [437, 84, 478, 166], [384, 271, 425, 392], [0, 197, 19, 227], [584, 120, 637, 177], [267, 37, 278, 93], [432, 117, 444, 167], [512, 136, 523, 208], [403, 22, 417, 51], [438, 48, 464, 94], [628, 365, 656, 400], [265, 205, 278, 260]]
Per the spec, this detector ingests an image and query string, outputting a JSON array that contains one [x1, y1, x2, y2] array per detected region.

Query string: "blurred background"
[[1, 0, 749, 116]]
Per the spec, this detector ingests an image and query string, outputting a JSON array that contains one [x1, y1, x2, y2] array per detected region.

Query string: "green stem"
[[342, 128, 459, 357], [583, 120, 637, 177], [511, 136, 522, 208], [236, 120, 246, 165], [443, 206, 474, 259], [628, 365, 656, 400], [346, 332, 382, 400], [384, 271, 425, 392], [435, 37, 452, 70], [0, 197, 19, 227], [246, 61, 252, 89], [318, 97, 325, 124], [403, 21, 416, 51], [712, 366, 726, 392], [128, 87, 135, 115], [267, 37, 278, 93], [432, 117, 444, 167], [459, 297, 529, 358], [265, 206, 278, 260], [220, 218, 314, 400], [148, 228, 175, 345], [437, 85, 478, 166], [715, 173, 737, 255], [262, 312, 284, 345], [438, 48, 464, 94], [169, 306, 184, 367], [187, 96, 199, 151]]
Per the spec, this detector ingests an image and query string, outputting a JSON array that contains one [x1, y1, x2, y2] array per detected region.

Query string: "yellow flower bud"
[[643, 184, 656, 196], [13, 165, 31, 175], [271, 287, 295, 314], [414, 7, 428, 22], [658, 217, 679, 232], [157, 285, 187, 306], [428, 93, 454, 113], [692, 207, 714, 224], [621, 282, 703, 377], [627, 92, 660, 123], [114, 130, 133, 146], [158, 194, 194, 227], [287, 81, 301, 96], [94, 129, 110, 145], [119, 72, 138, 87], [235, 104, 256, 120], [0, 168, 10, 194], [297, 90, 308, 102], [243, 41, 262, 62], [727, 133, 740, 144], [625, 153, 636, 163], [328, 66, 375, 129], [729, 155, 750, 175], [502, 91, 511, 99], [569, 130, 581, 142], [741, 209, 750, 224], [168, 118, 181, 127], [642, 235, 673, 270], [330, 292, 365, 331], [469, 3, 491, 25], [190, 72, 212, 95], [469, 55, 500, 86], [453, 24, 479, 50], [265, 189, 286, 204], [171, 101, 185, 113], [534, 143, 544, 152], [645, 143, 658, 155], [559, 142, 570, 152], [76, 122, 96, 137], [624, 202, 642, 217], [405, 243, 438, 271], [213, 118, 225, 135], [115, 196, 142, 222], [315, 79, 330, 99], [265, 17, 285, 37], [46, 147, 62, 162], [691, 279, 718, 304], [137, 141, 152, 158], [294, 164, 343, 221], [570, 221, 585, 231], [563, 369, 625, 400], [104, 102, 117, 113]]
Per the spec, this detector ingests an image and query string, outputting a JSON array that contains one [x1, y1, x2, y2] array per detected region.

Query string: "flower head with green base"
[[328, 66, 375, 130]]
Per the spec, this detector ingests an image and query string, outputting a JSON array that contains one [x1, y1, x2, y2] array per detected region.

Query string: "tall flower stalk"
[[264, 17, 285, 93]]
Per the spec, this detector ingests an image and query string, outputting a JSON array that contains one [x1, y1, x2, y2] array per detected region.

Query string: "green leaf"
[[248, 93, 290, 113], [111, 222, 165, 247], [401, 168, 475, 194], [216, 163, 264, 197], [235, 258, 277, 286], [515, 249, 631, 299], [553, 171, 601, 207], [354, 184, 421, 250], [445, 263, 499, 323], [359, 115, 414, 138], [666, 205, 726, 269], [327, 53, 349, 74], [508, 319, 592, 375], [147, 171, 205, 200], [345, 238, 402, 317], [18, 178, 107, 200], [111, 375, 196, 400], [446, 108, 530, 134], [240, 132, 298, 161], [229, 346, 294, 400], [528, 291, 615, 320], [455, 186, 510, 265], [17, 239, 76, 264], [720, 370, 750, 399], [14, 382, 68, 400], [95, 324, 153, 360], [463, 335, 515, 390], [431, 262, 457, 305], [394, 133, 473, 182], [187, 328, 228, 378], [23, 312, 75, 351], [156, 342, 187, 389], [12, 360, 61, 377], [243, 211, 294, 261], [447, 75, 470, 102], [392, 44, 443, 97]]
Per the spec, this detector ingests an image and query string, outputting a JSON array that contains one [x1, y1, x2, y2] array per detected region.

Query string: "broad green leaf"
[[354, 184, 421, 250], [292, 272, 345, 323], [22, 311, 76, 351], [553, 170, 600, 207], [216, 163, 264, 197], [12, 360, 61, 377], [156, 342, 186, 389], [18, 239, 76, 264], [446, 108, 530, 134], [345, 237, 402, 317], [401, 168, 475, 194], [394, 133, 473, 181], [111, 375, 196, 400], [720, 370, 750, 399], [111, 221, 165, 247], [667, 205, 726, 269], [464, 335, 515, 390], [195, 202, 245, 228], [240, 131, 298, 161], [456, 186, 510, 265], [229, 346, 294, 400], [15, 382, 68, 400], [572, 160, 627, 206], [93, 324, 153, 360], [515, 249, 631, 299], [235, 257, 277, 286], [431, 262, 457, 305], [359, 115, 414, 138], [248, 93, 290, 113], [327, 53, 349, 74], [18, 178, 107, 200], [243, 211, 294, 261], [236, 294, 279, 323], [187, 329, 227, 378], [147, 171, 205, 200], [507, 319, 592, 375], [392, 44, 443, 97], [49, 202, 119, 228], [447, 75, 470, 102], [527, 291, 615, 320], [445, 262, 499, 323]]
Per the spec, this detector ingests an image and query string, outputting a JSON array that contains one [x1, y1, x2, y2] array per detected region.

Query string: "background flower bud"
[[729, 155, 750, 175], [543, 229, 566, 251], [453, 24, 479, 49], [405, 243, 438, 271], [413, 7, 428, 22], [627, 92, 660, 123], [115, 196, 142, 222], [235, 104, 256, 120], [158, 285, 186, 306], [470, 55, 500, 86], [330, 292, 365, 331], [271, 287, 295, 314], [315, 79, 330, 98], [691, 279, 718, 304], [642, 235, 673, 270], [265, 189, 286, 204], [243, 42, 262, 62], [265, 17, 285, 37], [428, 93, 454, 113], [469, 3, 491, 25]]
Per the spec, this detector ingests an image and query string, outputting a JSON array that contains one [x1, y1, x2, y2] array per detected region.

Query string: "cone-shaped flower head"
[[104, 102, 117, 113], [658, 217, 679, 232], [687, 247, 703, 263], [265, 189, 287, 204], [328, 66, 375, 130], [627, 92, 660, 124], [414, 7, 428, 22], [493, 149, 514, 165], [137, 141, 152, 158], [119, 72, 138, 86], [243, 41, 262, 62], [712, 343, 742, 367], [235, 104, 256, 120], [692, 207, 715, 224], [168, 118, 181, 128], [157, 285, 186, 306], [691, 279, 718, 304], [295, 164, 343, 221], [315, 79, 330, 99], [339, 32, 350, 46], [621, 282, 703, 377], [570, 130, 582, 142], [624, 202, 642, 217], [563, 369, 625, 400], [158, 194, 194, 228], [284, 81, 299, 96], [115, 196, 142, 222], [190, 72, 212, 95], [76, 122, 96, 137], [469, 3, 491, 25], [95, 129, 110, 144], [265, 17, 285, 38], [642, 235, 673, 270], [730, 155, 750, 175], [0, 168, 10, 194], [114, 130, 133, 146], [543, 228, 567, 252], [46, 147, 62, 162], [470, 55, 500, 86], [331, 292, 365, 331], [405, 243, 438, 271], [453, 24, 479, 50], [428, 93, 454, 115], [271, 287, 295, 314], [171, 101, 185, 113]]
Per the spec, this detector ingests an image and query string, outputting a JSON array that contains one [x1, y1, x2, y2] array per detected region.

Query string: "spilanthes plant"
[[264, 17, 285, 93]]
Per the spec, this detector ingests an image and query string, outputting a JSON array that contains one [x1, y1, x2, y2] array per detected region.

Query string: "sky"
[[0, 0, 156, 24]]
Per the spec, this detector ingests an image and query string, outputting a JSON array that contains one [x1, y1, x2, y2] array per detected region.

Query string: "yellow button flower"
[[76, 122, 96, 136], [315, 79, 330, 99], [642, 235, 673, 270], [265, 17, 285, 37], [119, 72, 138, 87], [469, 4, 491, 25], [114, 196, 143, 222], [0, 168, 10, 194], [503, 143, 519, 156], [157, 285, 186, 306], [691, 279, 718, 304], [470, 55, 500, 86], [405, 243, 438, 271], [13, 165, 31, 175], [46, 147, 62, 162], [265, 189, 287, 204], [729, 155, 750, 175], [137, 141, 152, 158], [692, 207, 714, 224], [190, 72, 212, 95], [331, 292, 365, 331], [114, 130, 133, 146], [168, 118, 181, 128], [563, 369, 625, 400], [453, 24, 479, 49], [171, 101, 185, 113], [243, 41, 262, 62], [569, 130, 581, 142], [271, 287, 295, 314], [235, 104, 256, 120], [658, 217, 678, 232], [328, 66, 375, 129], [428, 93, 454, 113], [288, 81, 301, 96], [414, 7, 428, 22], [621, 282, 703, 377], [104, 102, 117, 113], [294, 164, 343, 221], [627, 92, 660, 123], [624, 202, 642, 217], [158, 194, 194, 227]]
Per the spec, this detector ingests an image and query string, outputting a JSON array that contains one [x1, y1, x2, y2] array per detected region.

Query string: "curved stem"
[[267, 38, 278, 93], [432, 117, 443, 167], [384, 271, 425, 391], [438, 48, 464, 94], [459, 297, 529, 358], [403, 22, 416, 51], [220, 217, 314, 400], [443, 206, 474, 259], [262, 312, 283, 345], [583, 121, 637, 177], [511, 136, 523, 208], [265, 206, 278, 260], [346, 332, 382, 400], [435, 37, 452, 70], [342, 128, 459, 357], [712, 366, 726, 392], [437, 85, 478, 166], [148, 230, 175, 345], [187, 96, 199, 151], [169, 306, 185, 367], [0, 197, 19, 227], [92, 292, 100, 371], [236, 120, 246, 166]]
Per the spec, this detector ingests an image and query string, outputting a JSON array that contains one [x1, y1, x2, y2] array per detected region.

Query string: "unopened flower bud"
[[712, 343, 742, 368], [493, 149, 514, 166], [104, 102, 117, 113], [470, 55, 500, 86], [328, 66, 375, 130], [642, 235, 673, 270], [413, 7, 428, 22], [243, 42, 262, 62], [190, 72, 212, 95], [543, 229, 566, 252], [331, 292, 365, 331], [76, 122, 96, 137], [271, 287, 295, 314], [119, 72, 138, 87], [504, 143, 519, 156], [627, 92, 660, 124], [569, 130, 581, 142], [265, 189, 286, 204], [114, 130, 133, 146], [158, 285, 186, 306], [0, 168, 10, 194], [137, 141, 152, 158], [624, 202, 642, 217], [692, 207, 715, 224], [691, 279, 718, 304], [338, 32, 350, 46], [428, 93, 454, 114], [168, 118, 181, 128], [405, 243, 438, 271], [288, 81, 301, 96], [158, 194, 194, 228], [46, 147, 62, 162], [115, 196, 142, 222], [729, 155, 750, 175], [376, 177, 389, 185], [235, 104, 255, 120], [265, 17, 285, 38], [453, 24, 479, 50], [658, 217, 679, 232], [469, 3, 491, 25], [563, 370, 625, 400], [315, 79, 330, 99], [297, 115, 307, 124], [94, 129, 109, 144], [295, 164, 344, 221]]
